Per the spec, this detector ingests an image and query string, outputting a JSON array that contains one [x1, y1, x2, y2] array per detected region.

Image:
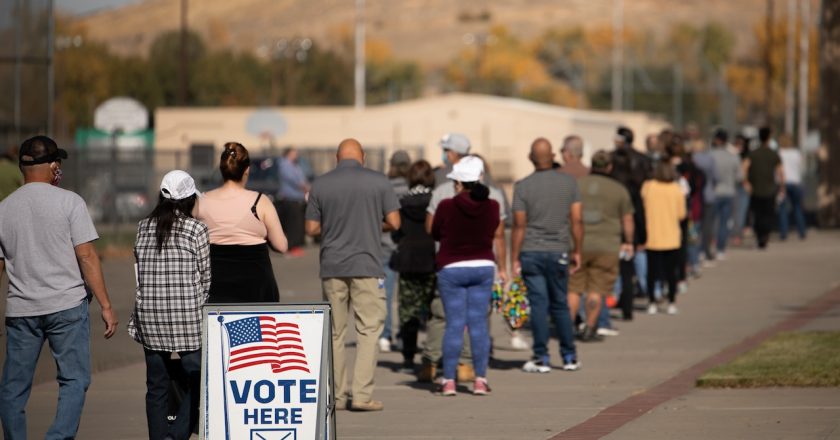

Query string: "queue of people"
[[0, 125, 804, 438]]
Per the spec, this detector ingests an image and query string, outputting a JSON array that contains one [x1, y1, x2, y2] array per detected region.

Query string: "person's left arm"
[[381, 181, 402, 232], [304, 184, 322, 236], [493, 220, 508, 284], [570, 201, 583, 274], [775, 154, 786, 198]]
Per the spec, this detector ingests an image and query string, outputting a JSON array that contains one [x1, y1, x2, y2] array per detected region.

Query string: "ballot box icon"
[[251, 428, 297, 440]]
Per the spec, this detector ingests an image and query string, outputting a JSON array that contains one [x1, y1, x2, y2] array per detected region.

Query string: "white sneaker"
[[647, 303, 658, 315], [596, 327, 620, 337], [703, 260, 717, 269], [378, 337, 391, 353], [716, 252, 727, 261], [678, 281, 689, 295], [522, 359, 551, 373], [510, 333, 530, 351], [667, 304, 679, 315]]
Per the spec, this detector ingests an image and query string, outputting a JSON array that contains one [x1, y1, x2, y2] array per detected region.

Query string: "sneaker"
[[378, 337, 391, 353], [438, 379, 456, 396], [678, 281, 689, 295], [522, 357, 551, 373], [596, 327, 620, 337], [399, 361, 415, 374], [562, 355, 580, 371], [703, 260, 717, 269], [716, 251, 727, 261], [579, 326, 604, 343], [667, 304, 679, 315], [510, 332, 530, 351], [647, 303, 659, 315], [350, 399, 384, 411], [473, 377, 491, 395]]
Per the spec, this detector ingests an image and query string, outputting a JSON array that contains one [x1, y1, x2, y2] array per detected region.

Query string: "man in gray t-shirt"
[[0, 136, 117, 439], [511, 137, 582, 372], [305, 138, 400, 411], [709, 129, 743, 257]]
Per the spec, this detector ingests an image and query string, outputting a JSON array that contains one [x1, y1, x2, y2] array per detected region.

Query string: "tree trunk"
[[818, 0, 840, 227]]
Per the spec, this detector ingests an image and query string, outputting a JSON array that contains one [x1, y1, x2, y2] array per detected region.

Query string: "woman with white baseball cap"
[[129, 170, 209, 440], [430, 156, 504, 396]]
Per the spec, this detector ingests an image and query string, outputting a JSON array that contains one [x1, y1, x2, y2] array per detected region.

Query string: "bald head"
[[336, 138, 364, 163], [529, 137, 554, 170]]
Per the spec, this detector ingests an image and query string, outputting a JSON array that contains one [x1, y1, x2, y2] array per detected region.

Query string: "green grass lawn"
[[697, 331, 840, 388]]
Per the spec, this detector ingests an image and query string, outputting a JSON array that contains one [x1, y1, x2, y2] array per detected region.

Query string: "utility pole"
[[797, 0, 809, 149], [13, 0, 22, 139], [354, 0, 366, 110], [765, 0, 775, 122], [178, 0, 188, 105], [611, 0, 624, 111], [47, 0, 55, 136], [784, 0, 796, 134], [818, 0, 840, 226]]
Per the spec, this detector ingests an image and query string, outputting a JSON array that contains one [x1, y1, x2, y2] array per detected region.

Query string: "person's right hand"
[[101, 308, 118, 339]]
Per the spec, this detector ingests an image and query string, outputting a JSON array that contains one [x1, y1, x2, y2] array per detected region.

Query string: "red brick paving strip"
[[550, 284, 840, 440]]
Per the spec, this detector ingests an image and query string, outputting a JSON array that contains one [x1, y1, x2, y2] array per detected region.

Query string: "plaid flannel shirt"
[[128, 216, 211, 352]]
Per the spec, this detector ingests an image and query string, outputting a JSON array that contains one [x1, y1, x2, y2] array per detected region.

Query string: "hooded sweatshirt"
[[431, 191, 500, 270]]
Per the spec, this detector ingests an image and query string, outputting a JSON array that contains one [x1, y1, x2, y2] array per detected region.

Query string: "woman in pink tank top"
[[195, 142, 288, 303]]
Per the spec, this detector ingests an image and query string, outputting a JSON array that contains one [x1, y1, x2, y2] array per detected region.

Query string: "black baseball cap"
[[19, 135, 68, 166]]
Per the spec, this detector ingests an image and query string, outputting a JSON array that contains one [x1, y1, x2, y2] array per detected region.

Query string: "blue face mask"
[[442, 151, 450, 166]]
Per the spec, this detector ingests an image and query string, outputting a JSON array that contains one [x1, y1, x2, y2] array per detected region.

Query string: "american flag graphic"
[[224, 316, 310, 374]]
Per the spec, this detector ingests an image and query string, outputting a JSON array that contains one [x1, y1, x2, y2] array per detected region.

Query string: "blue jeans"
[[1, 301, 91, 440], [715, 196, 734, 252], [732, 185, 750, 239], [520, 252, 576, 361], [778, 184, 807, 240], [381, 252, 397, 341], [144, 349, 201, 440], [634, 250, 648, 295], [687, 223, 701, 271], [437, 266, 494, 379]]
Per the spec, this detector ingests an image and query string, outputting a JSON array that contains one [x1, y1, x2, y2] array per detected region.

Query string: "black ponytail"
[[147, 194, 198, 252], [461, 181, 490, 201]]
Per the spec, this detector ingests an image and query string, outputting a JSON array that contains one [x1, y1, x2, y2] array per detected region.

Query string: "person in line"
[[391, 160, 437, 373], [511, 138, 582, 372], [611, 127, 652, 317], [558, 135, 589, 180], [277, 147, 309, 256], [709, 129, 743, 259], [777, 135, 807, 240], [0, 136, 118, 439], [195, 142, 288, 303], [568, 151, 634, 338], [379, 150, 411, 353], [420, 134, 508, 383], [731, 134, 753, 246], [641, 161, 687, 315], [431, 156, 503, 395], [688, 134, 717, 264], [305, 139, 401, 411], [129, 170, 209, 440], [745, 127, 785, 249]]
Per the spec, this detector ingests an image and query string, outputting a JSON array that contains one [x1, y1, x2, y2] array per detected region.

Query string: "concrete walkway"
[[4, 232, 840, 439]]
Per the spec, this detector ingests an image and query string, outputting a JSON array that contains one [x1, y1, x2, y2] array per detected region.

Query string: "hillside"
[[75, 0, 771, 65]]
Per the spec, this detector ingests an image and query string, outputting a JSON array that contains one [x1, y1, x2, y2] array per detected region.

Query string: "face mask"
[[51, 167, 63, 186], [442, 151, 450, 166]]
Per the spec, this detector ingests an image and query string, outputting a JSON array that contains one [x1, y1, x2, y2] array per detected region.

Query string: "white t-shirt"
[[779, 149, 803, 185]]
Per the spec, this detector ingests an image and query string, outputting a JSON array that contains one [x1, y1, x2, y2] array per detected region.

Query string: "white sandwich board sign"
[[200, 303, 336, 440]]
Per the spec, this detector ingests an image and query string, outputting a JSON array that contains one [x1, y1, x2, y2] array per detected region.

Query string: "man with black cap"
[[0, 135, 118, 439]]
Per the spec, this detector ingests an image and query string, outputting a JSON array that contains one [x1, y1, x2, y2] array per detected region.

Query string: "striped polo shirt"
[[512, 169, 581, 253]]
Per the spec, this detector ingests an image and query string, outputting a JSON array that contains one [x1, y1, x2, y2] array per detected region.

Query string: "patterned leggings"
[[397, 273, 436, 365]]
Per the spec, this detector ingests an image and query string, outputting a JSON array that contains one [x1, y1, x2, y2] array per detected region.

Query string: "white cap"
[[160, 170, 200, 200], [446, 156, 484, 183]]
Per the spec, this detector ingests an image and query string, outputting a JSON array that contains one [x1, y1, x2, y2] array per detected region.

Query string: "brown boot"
[[350, 399, 384, 411], [416, 359, 437, 383], [457, 363, 475, 383]]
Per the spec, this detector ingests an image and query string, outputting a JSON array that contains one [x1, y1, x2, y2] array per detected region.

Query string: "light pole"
[[797, 0, 809, 148], [784, 0, 796, 134], [354, 0, 366, 110]]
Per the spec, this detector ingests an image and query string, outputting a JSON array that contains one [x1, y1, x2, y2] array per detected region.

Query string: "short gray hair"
[[561, 135, 584, 159]]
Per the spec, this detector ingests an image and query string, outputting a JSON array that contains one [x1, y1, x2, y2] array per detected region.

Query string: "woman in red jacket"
[[431, 156, 503, 396]]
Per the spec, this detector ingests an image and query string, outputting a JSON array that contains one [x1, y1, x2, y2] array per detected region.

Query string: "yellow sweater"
[[641, 180, 686, 251]]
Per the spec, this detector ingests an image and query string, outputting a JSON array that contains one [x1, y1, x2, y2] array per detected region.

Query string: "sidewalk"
[[11, 232, 840, 439]]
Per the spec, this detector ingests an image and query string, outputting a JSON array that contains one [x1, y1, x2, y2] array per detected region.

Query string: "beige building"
[[154, 93, 668, 184]]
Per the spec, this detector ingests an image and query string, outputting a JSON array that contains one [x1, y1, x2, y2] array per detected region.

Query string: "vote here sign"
[[201, 304, 335, 440]]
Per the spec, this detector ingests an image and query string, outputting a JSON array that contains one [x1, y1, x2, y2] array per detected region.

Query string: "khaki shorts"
[[568, 252, 619, 295]]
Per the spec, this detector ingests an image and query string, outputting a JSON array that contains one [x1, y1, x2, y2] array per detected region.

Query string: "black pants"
[[144, 350, 200, 440], [751, 196, 776, 248], [278, 199, 307, 249], [647, 249, 679, 304], [618, 258, 636, 320]]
